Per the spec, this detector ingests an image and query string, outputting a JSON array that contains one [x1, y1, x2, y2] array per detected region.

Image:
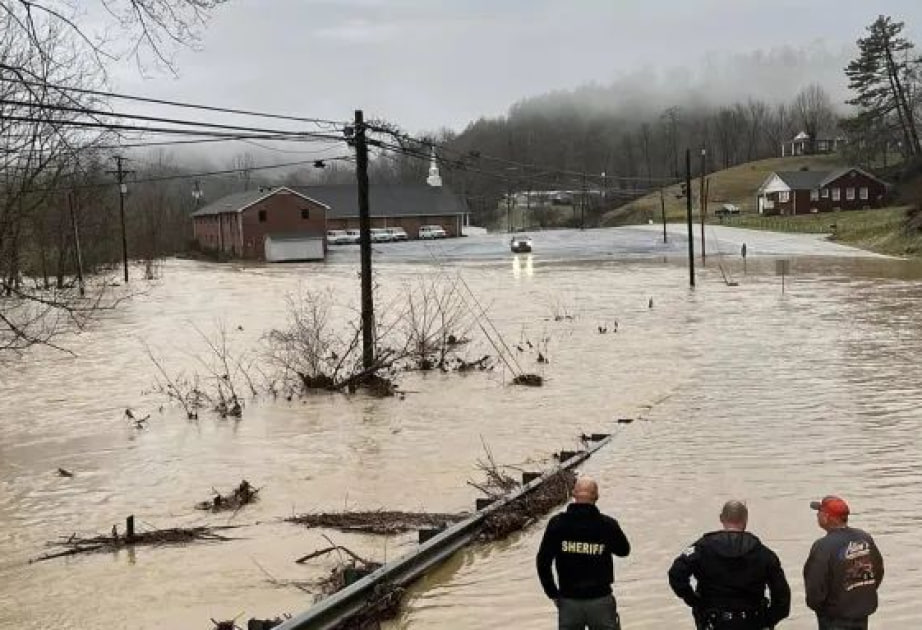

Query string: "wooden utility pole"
[[68, 191, 84, 297], [685, 149, 695, 288], [580, 173, 587, 230], [107, 156, 133, 283], [659, 188, 667, 243], [354, 110, 375, 370], [699, 148, 707, 265]]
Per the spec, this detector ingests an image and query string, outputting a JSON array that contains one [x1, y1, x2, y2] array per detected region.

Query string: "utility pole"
[[659, 188, 667, 244], [107, 155, 133, 283], [354, 110, 374, 370], [580, 173, 587, 230], [68, 191, 84, 297], [685, 149, 695, 288], [699, 148, 707, 265]]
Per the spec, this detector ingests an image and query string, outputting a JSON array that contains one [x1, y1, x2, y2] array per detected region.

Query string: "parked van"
[[418, 225, 447, 239], [387, 227, 409, 241]]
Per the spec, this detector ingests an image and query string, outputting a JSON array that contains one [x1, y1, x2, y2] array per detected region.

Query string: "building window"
[[821, 188, 829, 198], [258, 209, 267, 222], [860, 187, 869, 200], [846, 187, 855, 200], [301, 208, 310, 220], [778, 191, 790, 202], [810, 189, 819, 201], [832, 188, 841, 201]]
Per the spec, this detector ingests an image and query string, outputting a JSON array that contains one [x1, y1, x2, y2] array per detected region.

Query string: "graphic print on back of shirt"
[[840, 540, 876, 591]]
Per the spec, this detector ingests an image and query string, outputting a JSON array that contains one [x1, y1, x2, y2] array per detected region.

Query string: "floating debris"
[[479, 468, 576, 541], [285, 510, 466, 535], [56, 468, 73, 478], [512, 373, 544, 387], [329, 584, 404, 630], [196, 480, 260, 512], [33, 524, 241, 563]]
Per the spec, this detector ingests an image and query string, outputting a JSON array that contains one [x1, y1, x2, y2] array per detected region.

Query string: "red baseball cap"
[[810, 495, 850, 519]]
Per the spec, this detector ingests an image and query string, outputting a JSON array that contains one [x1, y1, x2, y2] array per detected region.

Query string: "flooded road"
[[2, 228, 922, 629]]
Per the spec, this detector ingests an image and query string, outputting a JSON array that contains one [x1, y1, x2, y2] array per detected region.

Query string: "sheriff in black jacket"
[[536, 476, 630, 630]]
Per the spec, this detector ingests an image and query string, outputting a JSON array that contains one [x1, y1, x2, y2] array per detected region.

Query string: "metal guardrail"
[[275, 433, 614, 630]]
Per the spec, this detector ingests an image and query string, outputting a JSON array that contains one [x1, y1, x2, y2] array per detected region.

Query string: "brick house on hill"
[[191, 187, 329, 261], [756, 167, 889, 216]]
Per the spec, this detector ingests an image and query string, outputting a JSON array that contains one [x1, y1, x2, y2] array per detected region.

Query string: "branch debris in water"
[[33, 524, 242, 563], [285, 510, 467, 535], [196, 480, 260, 512]]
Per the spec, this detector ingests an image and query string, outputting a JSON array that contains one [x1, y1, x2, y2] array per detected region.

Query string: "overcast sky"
[[113, 0, 922, 135]]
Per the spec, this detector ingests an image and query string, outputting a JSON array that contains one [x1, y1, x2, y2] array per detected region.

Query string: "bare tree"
[[0, 0, 229, 71], [0, 0, 229, 358], [792, 83, 837, 154], [231, 152, 255, 191]]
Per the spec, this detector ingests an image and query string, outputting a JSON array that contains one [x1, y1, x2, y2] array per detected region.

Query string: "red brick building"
[[756, 167, 889, 216], [191, 187, 329, 261]]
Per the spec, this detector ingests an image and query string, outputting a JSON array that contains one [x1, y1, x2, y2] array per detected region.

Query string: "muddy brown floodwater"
[[2, 237, 922, 629]]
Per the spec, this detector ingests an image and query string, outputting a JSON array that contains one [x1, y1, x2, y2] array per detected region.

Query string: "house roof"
[[758, 167, 891, 193], [772, 170, 832, 190], [819, 167, 890, 188], [291, 184, 469, 218], [191, 186, 330, 217]]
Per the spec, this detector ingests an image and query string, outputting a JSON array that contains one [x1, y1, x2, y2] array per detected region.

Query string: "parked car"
[[326, 229, 350, 245], [370, 228, 392, 243], [715, 203, 741, 217], [387, 227, 408, 241], [510, 234, 533, 253], [419, 224, 447, 239], [344, 229, 361, 244]]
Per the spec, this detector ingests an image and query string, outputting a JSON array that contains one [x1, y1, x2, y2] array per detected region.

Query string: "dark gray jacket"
[[803, 527, 884, 620]]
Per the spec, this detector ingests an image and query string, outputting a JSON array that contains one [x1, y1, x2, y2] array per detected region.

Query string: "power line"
[[5, 154, 356, 196], [0, 114, 341, 142], [373, 141, 662, 195], [0, 98, 346, 142], [366, 121, 679, 184], [0, 64, 347, 129]]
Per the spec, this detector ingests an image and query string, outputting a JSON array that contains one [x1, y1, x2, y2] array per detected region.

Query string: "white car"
[[387, 227, 409, 241], [370, 228, 392, 243], [344, 229, 361, 244], [326, 229, 350, 245], [419, 224, 447, 239]]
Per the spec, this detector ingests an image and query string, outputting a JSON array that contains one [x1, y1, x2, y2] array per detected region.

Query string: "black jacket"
[[803, 526, 884, 620], [668, 530, 791, 627], [536, 503, 630, 600]]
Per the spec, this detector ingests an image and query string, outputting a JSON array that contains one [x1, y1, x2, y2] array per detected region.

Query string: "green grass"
[[721, 206, 922, 256]]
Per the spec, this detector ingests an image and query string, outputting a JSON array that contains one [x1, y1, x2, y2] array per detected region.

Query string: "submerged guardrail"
[[275, 432, 615, 630]]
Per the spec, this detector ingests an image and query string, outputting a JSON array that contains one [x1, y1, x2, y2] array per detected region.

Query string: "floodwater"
[[1, 228, 922, 629]]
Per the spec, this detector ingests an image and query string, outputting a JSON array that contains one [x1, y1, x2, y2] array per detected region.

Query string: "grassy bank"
[[720, 206, 922, 256], [602, 155, 847, 226]]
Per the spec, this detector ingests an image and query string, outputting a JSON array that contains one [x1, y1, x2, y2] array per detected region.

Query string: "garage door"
[[264, 235, 325, 262]]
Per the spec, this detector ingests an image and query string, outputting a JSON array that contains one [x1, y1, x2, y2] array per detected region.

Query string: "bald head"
[[720, 500, 748, 531], [572, 476, 599, 504]]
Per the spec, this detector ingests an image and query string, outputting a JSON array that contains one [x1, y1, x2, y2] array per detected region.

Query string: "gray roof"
[[191, 189, 268, 217], [292, 184, 469, 218], [773, 171, 832, 190], [190, 187, 331, 217], [820, 167, 889, 188]]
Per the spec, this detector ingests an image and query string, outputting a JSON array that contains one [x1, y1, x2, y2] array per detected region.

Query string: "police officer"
[[668, 500, 790, 629], [536, 476, 630, 630]]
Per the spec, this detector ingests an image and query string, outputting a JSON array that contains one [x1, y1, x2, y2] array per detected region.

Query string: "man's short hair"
[[720, 500, 748, 524]]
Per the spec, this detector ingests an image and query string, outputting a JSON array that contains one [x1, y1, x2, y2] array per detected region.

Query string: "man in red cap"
[[803, 496, 884, 630]]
